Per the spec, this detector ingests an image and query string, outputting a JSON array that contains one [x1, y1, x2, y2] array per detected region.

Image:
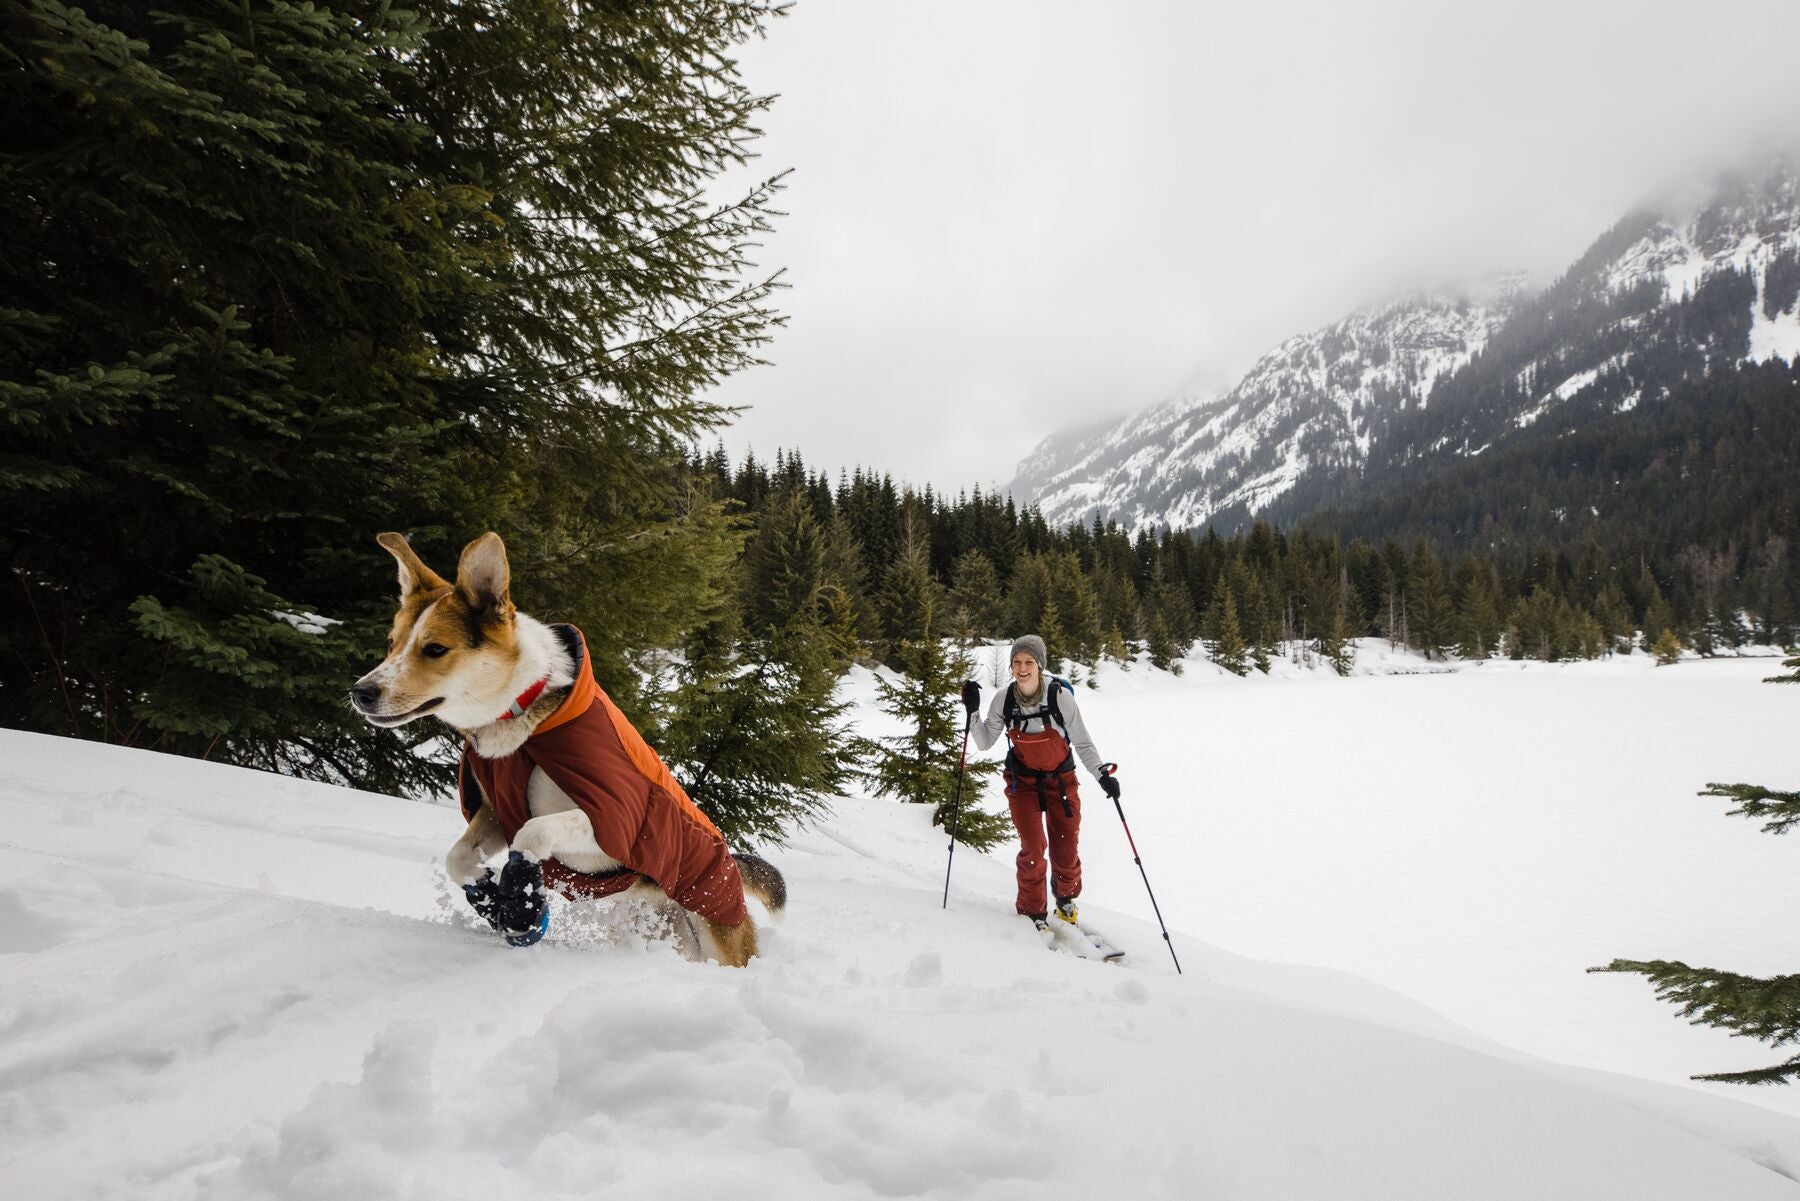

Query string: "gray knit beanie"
[[1010, 634, 1047, 670]]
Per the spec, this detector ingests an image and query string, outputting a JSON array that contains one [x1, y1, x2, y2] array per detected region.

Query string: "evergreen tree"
[[1037, 596, 1070, 674], [1149, 562, 1199, 658], [1594, 584, 1636, 654], [1453, 557, 1505, 660], [1642, 579, 1677, 653], [1004, 552, 1054, 637], [1652, 628, 1684, 665], [742, 492, 827, 634], [0, 0, 785, 795], [1092, 562, 1143, 651], [1321, 603, 1357, 677], [1407, 540, 1455, 658], [948, 548, 1005, 643], [822, 511, 878, 650], [1313, 566, 1356, 676], [1143, 604, 1181, 674], [1508, 587, 1563, 661], [1051, 551, 1104, 671], [1203, 582, 1249, 676], [1592, 669, 1800, 1084], [656, 612, 853, 847], [1239, 564, 1276, 673], [867, 637, 1008, 849], [877, 519, 941, 669]]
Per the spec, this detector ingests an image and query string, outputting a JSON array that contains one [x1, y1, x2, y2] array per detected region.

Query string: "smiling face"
[[350, 532, 521, 730], [1011, 651, 1041, 695]]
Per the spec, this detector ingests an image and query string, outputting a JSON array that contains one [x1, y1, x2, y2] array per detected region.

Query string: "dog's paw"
[[462, 871, 502, 931], [445, 841, 488, 886]]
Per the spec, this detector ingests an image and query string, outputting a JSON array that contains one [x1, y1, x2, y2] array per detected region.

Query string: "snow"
[[1749, 275, 1800, 365], [270, 610, 340, 636], [4, 646, 1800, 1199]]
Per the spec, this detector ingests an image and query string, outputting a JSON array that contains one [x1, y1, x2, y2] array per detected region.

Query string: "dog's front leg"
[[510, 810, 607, 870], [446, 804, 508, 885]]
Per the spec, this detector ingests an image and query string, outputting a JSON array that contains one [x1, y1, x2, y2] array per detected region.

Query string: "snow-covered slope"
[[4, 647, 1800, 1199], [1012, 157, 1800, 535]]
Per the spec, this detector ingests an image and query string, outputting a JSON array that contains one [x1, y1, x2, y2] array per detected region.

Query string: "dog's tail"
[[736, 851, 786, 917]]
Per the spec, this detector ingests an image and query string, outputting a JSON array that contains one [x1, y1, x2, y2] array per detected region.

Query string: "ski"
[[1053, 917, 1126, 962], [1036, 915, 1125, 962]]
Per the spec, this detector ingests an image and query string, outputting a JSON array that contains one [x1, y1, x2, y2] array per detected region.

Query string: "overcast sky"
[[701, 0, 1800, 495]]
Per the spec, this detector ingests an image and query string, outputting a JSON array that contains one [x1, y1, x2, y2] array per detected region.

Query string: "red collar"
[[497, 674, 550, 722]]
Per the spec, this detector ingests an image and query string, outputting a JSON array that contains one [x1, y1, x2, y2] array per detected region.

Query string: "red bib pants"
[[1004, 723, 1082, 916]]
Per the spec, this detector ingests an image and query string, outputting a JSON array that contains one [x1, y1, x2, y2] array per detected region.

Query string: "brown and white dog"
[[351, 531, 783, 966]]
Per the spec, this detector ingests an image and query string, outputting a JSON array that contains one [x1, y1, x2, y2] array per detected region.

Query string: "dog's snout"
[[350, 681, 382, 711]]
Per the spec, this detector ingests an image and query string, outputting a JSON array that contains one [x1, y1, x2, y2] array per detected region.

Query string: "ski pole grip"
[[1099, 762, 1118, 777]]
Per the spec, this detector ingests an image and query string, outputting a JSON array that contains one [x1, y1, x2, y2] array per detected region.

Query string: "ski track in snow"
[[3, 645, 1800, 1200]]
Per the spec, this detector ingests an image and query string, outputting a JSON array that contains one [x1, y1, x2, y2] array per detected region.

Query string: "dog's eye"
[[421, 642, 450, 659]]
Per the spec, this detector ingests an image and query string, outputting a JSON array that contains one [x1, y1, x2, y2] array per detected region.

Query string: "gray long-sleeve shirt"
[[969, 680, 1107, 782]]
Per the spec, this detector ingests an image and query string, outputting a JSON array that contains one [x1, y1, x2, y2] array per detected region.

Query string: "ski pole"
[[1100, 763, 1182, 974], [941, 711, 975, 909]]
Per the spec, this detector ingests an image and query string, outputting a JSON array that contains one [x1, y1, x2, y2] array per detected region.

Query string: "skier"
[[962, 634, 1120, 936]]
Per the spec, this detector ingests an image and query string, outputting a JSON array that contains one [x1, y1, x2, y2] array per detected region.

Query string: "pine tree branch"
[[1691, 1055, 1800, 1086], [1699, 782, 1800, 835], [1589, 958, 1800, 1084]]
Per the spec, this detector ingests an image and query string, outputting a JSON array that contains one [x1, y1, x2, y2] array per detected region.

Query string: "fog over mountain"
[[1009, 159, 1800, 536]]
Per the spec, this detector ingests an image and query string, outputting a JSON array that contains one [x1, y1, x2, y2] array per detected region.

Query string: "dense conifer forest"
[[694, 350, 1798, 691]]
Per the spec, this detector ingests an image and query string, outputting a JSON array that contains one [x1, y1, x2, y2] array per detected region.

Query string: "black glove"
[[1100, 773, 1121, 801], [492, 850, 548, 947], [960, 680, 981, 716]]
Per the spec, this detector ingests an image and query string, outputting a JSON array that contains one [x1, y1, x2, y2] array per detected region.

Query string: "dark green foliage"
[[742, 492, 829, 636], [1768, 653, 1800, 685], [1453, 557, 1504, 660], [1763, 247, 1800, 320], [1, 0, 785, 798], [655, 616, 853, 848], [948, 548, 1004, 643], [1202, 581, 1248, 676], [1303, 360, 1800, 626], [876, 516, 941, 669], [1589, 960, 1800, 1085], [1593, 670, 1799, 1084], [1, 1, 481, 793], [867, 636, 1007, 849], [1698, 779, 1800, 836], [1004, 552, 1053, 639], [1406, 540, 1454, 659]]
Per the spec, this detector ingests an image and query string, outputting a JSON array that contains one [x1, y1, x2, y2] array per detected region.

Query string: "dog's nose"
[[350, 682, 382, 711]]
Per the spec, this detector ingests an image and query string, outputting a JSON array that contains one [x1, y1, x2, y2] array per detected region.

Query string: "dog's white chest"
[[522, 767, 624, 873], [525, 766, 580, 819]]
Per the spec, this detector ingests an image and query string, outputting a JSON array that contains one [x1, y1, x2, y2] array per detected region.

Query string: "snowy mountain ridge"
[[1012, 158, 1800, 535], [1011, 287, 1518, 534]]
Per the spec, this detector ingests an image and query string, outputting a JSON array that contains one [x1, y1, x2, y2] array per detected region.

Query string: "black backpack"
[[1001, 675, 1072, 741]]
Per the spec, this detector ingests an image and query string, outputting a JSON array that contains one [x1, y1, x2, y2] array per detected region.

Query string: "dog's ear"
[[376, 532, 448, 597], [455, 531, 512, 618]]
